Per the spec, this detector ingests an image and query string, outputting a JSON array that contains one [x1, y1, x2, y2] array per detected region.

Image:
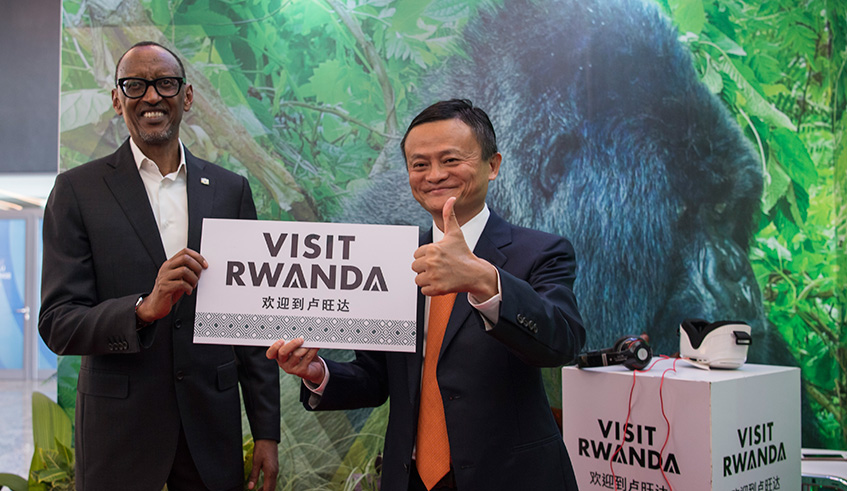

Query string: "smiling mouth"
[[141, 110, 166, 119], [428, 187, 455, 194]]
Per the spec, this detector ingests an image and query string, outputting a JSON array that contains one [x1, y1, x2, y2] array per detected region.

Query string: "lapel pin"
[[200, 177, 210, 186]]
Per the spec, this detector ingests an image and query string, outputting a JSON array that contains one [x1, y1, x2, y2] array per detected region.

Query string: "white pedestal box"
[[562, 359, 800, 491]]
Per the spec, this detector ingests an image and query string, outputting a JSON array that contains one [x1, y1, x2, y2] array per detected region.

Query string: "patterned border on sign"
[[194, 312, 416, 347]]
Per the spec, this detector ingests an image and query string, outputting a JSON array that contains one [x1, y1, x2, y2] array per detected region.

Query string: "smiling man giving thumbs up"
[[268, 99, 585, 491]]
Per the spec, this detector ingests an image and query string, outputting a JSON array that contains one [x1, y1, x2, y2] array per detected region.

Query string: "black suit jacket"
[[303, 211, 585, 490], [39, 140, 280, 491]]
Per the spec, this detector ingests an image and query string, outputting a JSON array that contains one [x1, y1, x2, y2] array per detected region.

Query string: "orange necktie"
[[416, 292, 457, 490]]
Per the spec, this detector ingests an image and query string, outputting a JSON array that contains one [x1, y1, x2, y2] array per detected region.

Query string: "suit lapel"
[[185, 148, 214, 252], [103, 141, 167, 266], [470, 211, 511, 269]]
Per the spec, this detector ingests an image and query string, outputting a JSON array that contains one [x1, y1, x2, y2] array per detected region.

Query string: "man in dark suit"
[[39, 41, 280, 491], [267, 99, 585, 490]]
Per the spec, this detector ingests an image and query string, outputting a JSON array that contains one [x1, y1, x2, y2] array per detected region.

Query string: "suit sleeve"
[[231, 177, 281, 441], [38, 172, 152, 356], [298, 351, 391, 411], [487, 234, 585, 367]]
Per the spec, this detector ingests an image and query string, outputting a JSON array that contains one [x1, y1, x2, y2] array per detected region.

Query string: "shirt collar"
[[129, 137, 186, 180], [432, 203, 490, 251]]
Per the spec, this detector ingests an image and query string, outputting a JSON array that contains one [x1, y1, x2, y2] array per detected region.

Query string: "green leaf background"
[[666, 0, 845, 453]]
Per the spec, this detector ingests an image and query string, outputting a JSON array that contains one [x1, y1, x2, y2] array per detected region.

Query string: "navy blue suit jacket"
[[39, 140, 280, 491], [303, 210, 585, 490]]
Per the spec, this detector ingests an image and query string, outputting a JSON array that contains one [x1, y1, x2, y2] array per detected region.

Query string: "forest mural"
[[54, 0, 844, 488]]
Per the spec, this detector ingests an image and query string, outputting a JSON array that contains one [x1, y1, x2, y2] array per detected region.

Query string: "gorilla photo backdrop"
[[58, 0, 845, 486]]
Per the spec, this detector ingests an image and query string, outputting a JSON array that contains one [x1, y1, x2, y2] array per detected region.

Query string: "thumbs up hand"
[[412, 197, 499, 299]]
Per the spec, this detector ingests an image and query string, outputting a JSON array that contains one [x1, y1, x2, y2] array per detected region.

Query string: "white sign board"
[[194, 218, 419, 352], [562, 360, 800, 491]]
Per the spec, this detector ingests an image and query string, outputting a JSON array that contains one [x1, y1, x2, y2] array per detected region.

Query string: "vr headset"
[[679, 318, 752, 369], [577, 335, 652, 371]]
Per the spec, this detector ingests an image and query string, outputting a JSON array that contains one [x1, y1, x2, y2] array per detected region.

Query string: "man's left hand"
[[248, 439, 279, 491], [412, 197, 498, 299]]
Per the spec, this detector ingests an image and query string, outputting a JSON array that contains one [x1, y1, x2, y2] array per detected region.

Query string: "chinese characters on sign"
[[260, 296, 350, 312]]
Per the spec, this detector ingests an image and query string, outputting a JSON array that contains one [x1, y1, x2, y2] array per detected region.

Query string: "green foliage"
[[338, 452, 381, 491], [667, 0, 846, 447], [0, 473, 27, 491], [236, 360, 388, 490], [27, 393, 75, 491], [331, 402, 386, 489], [55, 356, 79, 423], [0, 384, 79, 491], [135, 0, 497, 219], [59, 90, 113, 133]]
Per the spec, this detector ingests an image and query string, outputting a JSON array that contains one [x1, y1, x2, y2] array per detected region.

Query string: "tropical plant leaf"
[[56, 355, 79, 422], [771, 127, 818, 190], [59, 90, 112, 133], [715, 57, 796, 131], [332, 402, 388, 485], [0, 473, 27, 491], [700, 55, 723, 94], [31, 393, 72, 452], [32, 466, 70, 485], [668, 0, 705, 35], [54, 441, 74, 473], [762, 155, 791, 214]]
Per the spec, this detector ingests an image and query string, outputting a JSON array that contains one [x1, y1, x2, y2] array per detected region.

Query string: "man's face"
[[111, 45, 193, 147], [405, 118, 500, 226]]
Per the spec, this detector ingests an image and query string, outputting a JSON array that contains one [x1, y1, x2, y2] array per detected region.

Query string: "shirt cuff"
[[468, 268, 502, 330], [303, 356, 330, 408]]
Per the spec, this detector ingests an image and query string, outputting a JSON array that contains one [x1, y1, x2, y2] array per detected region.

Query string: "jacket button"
[[176, 371, 184, 381], [175, 319, 182, 329]]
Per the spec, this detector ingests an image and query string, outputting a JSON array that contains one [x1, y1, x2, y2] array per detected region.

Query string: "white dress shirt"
[[129, 138, 188, 259]]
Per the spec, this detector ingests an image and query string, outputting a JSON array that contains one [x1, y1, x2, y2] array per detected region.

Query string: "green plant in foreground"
[[0, 392, 75, 491], [0, 473, 27, 491], [28, 392, 75, 490]]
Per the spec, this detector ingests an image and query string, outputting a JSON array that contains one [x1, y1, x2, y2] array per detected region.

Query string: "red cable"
[[610, 357, 664, 491], [658, 357, 679, 491], [609, 368, 637, 491]]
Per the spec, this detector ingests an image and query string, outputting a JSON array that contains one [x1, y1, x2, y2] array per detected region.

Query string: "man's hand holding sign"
[[136, 248, 208, 324], [266, 338, 323, 385]]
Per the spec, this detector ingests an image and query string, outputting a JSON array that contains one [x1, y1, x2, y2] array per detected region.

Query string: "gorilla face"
[[339, 0, 767, 357]]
